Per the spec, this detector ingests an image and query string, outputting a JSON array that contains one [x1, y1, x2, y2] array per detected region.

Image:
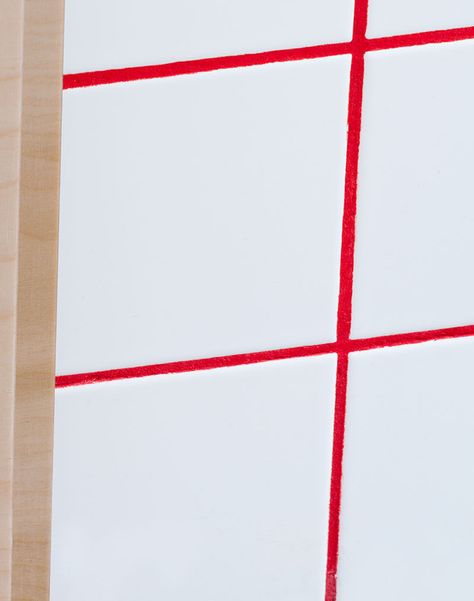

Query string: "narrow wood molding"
[[0, 0, 24, 599], [0, 0, 64, 599]]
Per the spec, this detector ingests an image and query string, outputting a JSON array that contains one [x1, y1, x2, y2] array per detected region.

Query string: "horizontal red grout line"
[[350, 323, 474, 353], [55, 324, 474, 388], [62, 25, 474, 89], [63, 41, 352, 89], [366, 25, 474, 52], [55, 341, 339, 387]]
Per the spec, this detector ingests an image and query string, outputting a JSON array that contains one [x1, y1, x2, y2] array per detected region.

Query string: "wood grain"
[[0, 1, 23, 599], [0, 0, 64, 599]]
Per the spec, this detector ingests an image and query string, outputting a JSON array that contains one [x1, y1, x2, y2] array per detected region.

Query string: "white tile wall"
[[367, 0, 474, 38], [54, 2, 474, 599], [57, 57, 350, 375], [51, 355, 337, 601], [352, 41, 474, 338], [63, 0, 355, 73], [338, 337, 474, 600]]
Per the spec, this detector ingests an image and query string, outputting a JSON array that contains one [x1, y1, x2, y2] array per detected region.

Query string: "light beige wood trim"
[[10, 0, 64, 599], [0, 1, 24, 600]]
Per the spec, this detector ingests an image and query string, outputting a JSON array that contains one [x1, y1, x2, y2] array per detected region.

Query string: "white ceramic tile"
[[337, 337, 474, 601], [57, 57, 350, 374], [63, 0, 354, 73], [367, 0, 474, 38], [51, 355, 337, 601], [351, 41, 474, 338]]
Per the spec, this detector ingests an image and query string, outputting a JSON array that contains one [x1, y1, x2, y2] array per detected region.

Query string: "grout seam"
[[63, 25, 474, 89], [55, 327, 474, 388], [325, 0, 368, 597]]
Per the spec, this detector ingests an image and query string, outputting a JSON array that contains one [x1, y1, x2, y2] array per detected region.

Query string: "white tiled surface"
[[351, 41, 474, 338], [337, 337, 474, 601], [55, 0, 474, 598], [57, 57, 350, 375], [367, 0, 474, 38], [51, 355, 337, 601], [63, 0, 355, 73]]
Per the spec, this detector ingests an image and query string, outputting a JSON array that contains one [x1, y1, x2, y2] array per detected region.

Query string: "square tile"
[[51, 355, 337, 601], [337, 338, 474, 600], [57, 57, 350, 375], [351, 41, 474, 338], [63, 0, 355, 73], [367, 0, 474, 38]]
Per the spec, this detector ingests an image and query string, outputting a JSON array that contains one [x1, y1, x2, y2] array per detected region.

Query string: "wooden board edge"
[[0, 0, 24, 600], [11, 0, 65, 599]]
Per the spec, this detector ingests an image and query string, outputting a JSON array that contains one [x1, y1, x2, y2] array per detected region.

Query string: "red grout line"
[[350, 324, 474, 353], [325, 0, 368, 597], [55, 341, 339, 388], [62, 25, 474, 89], [325, 352, 349, 601], [335, 57, 364, 342], [55, 324, 474, 389], [366, 25, 474, 52], [63, 42, 351, 89]]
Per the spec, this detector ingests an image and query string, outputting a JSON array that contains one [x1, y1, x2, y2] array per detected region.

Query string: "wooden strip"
[[0, 1, 24, 600], [11, 0, 64, 600]]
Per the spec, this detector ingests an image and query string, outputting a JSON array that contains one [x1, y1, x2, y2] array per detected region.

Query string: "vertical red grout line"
[[325, 352, 349, 601], [325, 0, 368, 599], [336, 0, 368, 342]]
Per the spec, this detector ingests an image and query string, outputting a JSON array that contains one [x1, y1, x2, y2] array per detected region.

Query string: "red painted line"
[[335, 57, 365, 341], [62, 25, 474, 90], [55, 324, 474, 389], [367, 25, 474, 52], [325, 0, 368, 598], [325, 352, 349, 601], [55, 341, 339, 388], [63, 41, 351, 89], [350, 324, 474, 353]]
